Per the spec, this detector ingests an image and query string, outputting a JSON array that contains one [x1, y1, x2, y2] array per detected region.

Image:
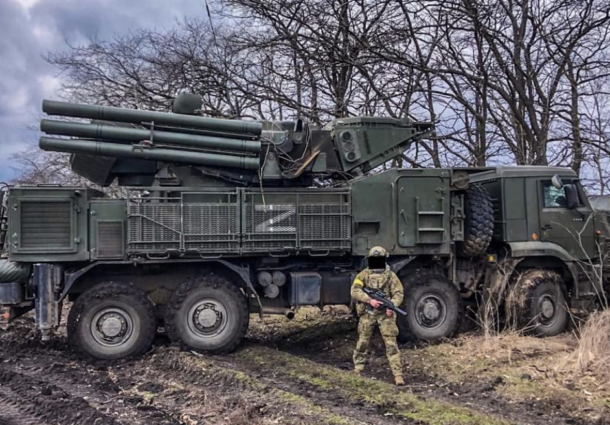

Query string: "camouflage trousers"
[[353, 313, 403, 378]]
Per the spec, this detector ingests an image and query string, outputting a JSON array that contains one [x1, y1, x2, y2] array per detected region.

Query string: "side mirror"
[[551, 175, 564, 189], [564, 184, 580, 209]]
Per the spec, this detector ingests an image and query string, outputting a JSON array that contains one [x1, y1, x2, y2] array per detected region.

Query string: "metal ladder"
[[415, 197, 445, 244]]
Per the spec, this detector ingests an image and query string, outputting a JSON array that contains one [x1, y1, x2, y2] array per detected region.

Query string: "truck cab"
[[471, 166, 606, 313], [472, 166, 598, 260]]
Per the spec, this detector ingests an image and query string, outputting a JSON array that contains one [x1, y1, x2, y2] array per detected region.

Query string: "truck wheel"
[[67, 282, 156, 360], [507, 270, 568, 337], [165, 274, 249, 354], [457, 185, 494, 258], [398, 270, 463, 342]]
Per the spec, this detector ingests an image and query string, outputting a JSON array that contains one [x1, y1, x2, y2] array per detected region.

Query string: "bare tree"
[[10, 145, 82, 186], [11, 0, 610, 194]]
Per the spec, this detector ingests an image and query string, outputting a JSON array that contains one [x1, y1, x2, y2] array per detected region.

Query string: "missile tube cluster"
[[40, 100, 263, 171]]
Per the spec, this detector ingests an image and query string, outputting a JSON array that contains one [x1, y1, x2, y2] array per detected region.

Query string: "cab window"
[[543, 182, 568, 208]]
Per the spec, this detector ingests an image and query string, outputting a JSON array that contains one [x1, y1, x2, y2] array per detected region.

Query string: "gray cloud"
[[0, 0, 207, 181]]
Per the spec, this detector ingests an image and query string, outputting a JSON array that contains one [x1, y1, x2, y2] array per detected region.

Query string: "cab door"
[[538, 179, 596, 260]]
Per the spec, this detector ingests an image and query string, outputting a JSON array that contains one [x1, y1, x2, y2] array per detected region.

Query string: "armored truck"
[[0, 95, 607, 359]]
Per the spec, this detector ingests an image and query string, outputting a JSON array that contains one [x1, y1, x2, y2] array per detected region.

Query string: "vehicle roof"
[[469, 165, 577, 182]]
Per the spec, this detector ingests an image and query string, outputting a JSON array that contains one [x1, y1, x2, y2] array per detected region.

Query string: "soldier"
[[351, 246, 405, 386]]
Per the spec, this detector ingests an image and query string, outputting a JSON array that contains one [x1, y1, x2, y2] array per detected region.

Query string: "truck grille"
[[20, 201, 71, 249]]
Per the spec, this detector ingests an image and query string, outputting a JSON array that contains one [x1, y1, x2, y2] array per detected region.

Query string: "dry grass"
[[574, 309, 610, 382], [460, 331, 573, 363], [408, 331, 575, 386]]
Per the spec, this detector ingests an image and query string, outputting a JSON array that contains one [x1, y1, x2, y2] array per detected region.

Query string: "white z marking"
[[254, 204, 296, 233]]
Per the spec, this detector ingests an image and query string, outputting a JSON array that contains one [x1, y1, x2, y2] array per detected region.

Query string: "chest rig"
[[363, 267, 392, 315]]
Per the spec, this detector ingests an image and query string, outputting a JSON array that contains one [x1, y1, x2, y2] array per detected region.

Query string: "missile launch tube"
[[40, 137, 260, 170], [41, 120, 262, 153], [42, 100, 262, 136]]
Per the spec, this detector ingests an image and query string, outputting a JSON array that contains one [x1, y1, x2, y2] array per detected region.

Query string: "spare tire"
[[458, 185, 494, 258]]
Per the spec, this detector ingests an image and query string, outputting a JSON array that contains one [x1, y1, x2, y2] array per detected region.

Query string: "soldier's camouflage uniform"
[[351, 266, 404, 378]]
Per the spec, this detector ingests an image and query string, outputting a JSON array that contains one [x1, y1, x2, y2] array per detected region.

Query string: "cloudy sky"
[[0, 0, 208, 181]]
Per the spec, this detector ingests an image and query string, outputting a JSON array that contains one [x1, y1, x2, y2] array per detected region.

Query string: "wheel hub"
[[196, 306, 221, 329], [188, 300, 227, 337], [422, 300, 441, 321], [100, 316, 124, 338], [91, 308, 133, 346], [415, 294, 447, 329]]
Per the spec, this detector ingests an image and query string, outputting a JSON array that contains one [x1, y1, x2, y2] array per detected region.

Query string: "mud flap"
[[216, 260, 264, 317]]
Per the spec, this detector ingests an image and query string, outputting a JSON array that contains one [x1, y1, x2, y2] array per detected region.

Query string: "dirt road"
[[0, 308, 608, 425]]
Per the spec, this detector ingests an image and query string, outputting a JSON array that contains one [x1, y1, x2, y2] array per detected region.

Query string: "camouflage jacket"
[[351, 267, 404, 316]]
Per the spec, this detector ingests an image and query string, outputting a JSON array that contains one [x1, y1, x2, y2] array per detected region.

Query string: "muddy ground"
[[0, 307, 608, 425]]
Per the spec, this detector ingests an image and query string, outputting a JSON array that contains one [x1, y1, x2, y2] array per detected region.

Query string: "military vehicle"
[[0, 94, 607, 359]]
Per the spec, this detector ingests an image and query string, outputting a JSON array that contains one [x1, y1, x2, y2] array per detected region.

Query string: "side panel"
[[125, 188, 351, 256], [90, 200, 127, 260], [525, 177, 541, 242], [242, 189, 351, 253], [503, 178, 528, 242], [397, 176, 450, 253], [127, 190, 240, 254], [7, 187, 92, 262], [351, 178, 395, 255], [350, 169, 452, 256]]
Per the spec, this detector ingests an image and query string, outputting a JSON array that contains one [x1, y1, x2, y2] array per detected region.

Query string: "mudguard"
[[508, 241, 574, 262]]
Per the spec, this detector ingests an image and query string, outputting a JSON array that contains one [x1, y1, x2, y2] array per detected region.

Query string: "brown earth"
[[0, 306, 609, 425]]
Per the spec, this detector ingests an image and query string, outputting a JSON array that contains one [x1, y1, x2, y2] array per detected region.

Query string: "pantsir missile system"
[[0, 94, 607, 359], [39, 95, 430, 187]]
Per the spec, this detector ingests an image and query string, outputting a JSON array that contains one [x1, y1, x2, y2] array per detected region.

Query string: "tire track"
[[132, 348, 370, 425], [0, 387, 47, 425], [0, 366, 119, 425], [1, 334, 362, 425], [228, 344, 509, 425], [1, 347, 184, 425]]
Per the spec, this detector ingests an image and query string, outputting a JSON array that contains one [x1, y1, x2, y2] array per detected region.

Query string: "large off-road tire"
[[457, 185, 494, 258], [397, 269, 463, 342], [165, 274, 249, 354], [67, 282, 156, 360], [506, 269, 568, 337]]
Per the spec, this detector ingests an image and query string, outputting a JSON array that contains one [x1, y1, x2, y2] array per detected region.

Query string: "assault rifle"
[[363, 287, 407, 316]]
